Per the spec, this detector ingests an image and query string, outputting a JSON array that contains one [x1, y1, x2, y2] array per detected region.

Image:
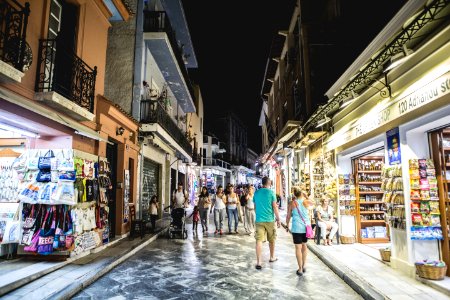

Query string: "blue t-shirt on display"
[[254, 188, 276, 223]]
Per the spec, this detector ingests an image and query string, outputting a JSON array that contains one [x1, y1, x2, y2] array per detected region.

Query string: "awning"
[[0, 87, 110, 144], [262, 120, 301, 163]]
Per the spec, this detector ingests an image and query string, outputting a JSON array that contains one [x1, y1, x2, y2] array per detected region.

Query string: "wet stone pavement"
[[73, 215, 362, 300]]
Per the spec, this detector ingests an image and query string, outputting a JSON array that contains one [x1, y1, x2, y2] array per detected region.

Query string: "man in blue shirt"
[[253, 176, 281, 269]]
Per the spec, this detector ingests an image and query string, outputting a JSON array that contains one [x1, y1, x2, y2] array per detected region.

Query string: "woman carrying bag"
[[285, 187, 313, 276]]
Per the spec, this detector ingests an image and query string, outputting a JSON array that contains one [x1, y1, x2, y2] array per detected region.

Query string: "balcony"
[[141, 99, 193, 157], [0, 0, 31, 82], [192, 150, 202, 166], [143, 10, 196, 113], [34, 39, 97, 121], [203, 158, 231, 171]]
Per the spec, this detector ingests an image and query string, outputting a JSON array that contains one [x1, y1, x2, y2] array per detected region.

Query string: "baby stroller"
[[169, 207, 187, 239]]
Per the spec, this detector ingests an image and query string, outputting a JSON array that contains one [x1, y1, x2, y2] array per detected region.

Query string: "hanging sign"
[[386, 127, 401, 165]]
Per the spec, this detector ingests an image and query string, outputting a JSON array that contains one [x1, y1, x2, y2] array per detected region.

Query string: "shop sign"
[[328, 71, 450, 150], [386, 127, 401, 165]]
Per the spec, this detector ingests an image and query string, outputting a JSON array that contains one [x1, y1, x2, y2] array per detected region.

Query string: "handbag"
[[24, 207, 49, 252], [59, 149, 75, 171], [37, 206, 56, 255], [294, 202, 314, 239], [27, 150, 40, 170], [38, 150, 55, 170], [12, 152, 27, 173], [36, 170, 51, 182]]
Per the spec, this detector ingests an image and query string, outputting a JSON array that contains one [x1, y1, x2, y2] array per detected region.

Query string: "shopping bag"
[[27, 151, 40, 170], [59, 149, 74, 171], [38, 150, 55, 170], [12, 152, 27, 173], [23, 230, 40, 252], [36, 170, 51, 182]]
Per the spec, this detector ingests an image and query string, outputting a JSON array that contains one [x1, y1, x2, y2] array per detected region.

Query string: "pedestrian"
[[226, 184, 239, 234], [285, 188, 313, 276], [210, 185, 226, 235], [245, 185, 256, 235], [172, 183, 188, 209], [189, 206, 200, 234], [149, 195, 159, 232], [254, 177, 281, 270], [240, 186, 248, 227], [197, 186, 211, 234]]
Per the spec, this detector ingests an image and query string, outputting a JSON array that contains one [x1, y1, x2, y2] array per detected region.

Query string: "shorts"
[[255, 222, 277, 242], [292, 233, 307, 244]]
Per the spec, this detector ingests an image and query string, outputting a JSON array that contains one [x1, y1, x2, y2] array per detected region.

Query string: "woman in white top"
[[149, 195, 159, 232], [210, 185, 226, 235], [244, 185, 256, 235], [226, 185, 240, 234], [197, 187, 211, 234], [317, 197, 339, 245]]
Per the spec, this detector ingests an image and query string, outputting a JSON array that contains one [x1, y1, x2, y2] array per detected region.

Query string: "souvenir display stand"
[[338, 174, 356, 238], [10, 149, 113, 259]]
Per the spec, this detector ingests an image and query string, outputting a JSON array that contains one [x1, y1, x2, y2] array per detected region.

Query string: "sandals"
[[296, 270, 303, 276], [269, 257, 278, 263], [255, 265, 262, 270]]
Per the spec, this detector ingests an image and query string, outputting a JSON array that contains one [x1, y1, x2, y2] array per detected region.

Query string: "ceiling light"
[[316, 116, 331, 128], [0, 123, 40, 138]]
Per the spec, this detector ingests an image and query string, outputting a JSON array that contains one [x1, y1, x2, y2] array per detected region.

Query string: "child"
[[190, 206, 200, 233], [149, 195, 159, 232]]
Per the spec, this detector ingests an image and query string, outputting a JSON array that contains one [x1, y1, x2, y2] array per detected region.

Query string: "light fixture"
[[315, 116, 331, 128], [116, 126, 125, 136], [300, 143, 308, 149], [341, 90, 359, 108], [0, 123, 40, 138], [384, 44, 413, 72]]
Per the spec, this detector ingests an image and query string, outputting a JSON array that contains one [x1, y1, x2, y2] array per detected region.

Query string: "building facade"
[[0, 0, 137, 258]]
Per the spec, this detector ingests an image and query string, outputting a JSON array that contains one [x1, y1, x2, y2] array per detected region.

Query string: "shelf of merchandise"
[[361, 237, 390, 243], [358, 191, 384, 194], [355, 156, 388, 244]]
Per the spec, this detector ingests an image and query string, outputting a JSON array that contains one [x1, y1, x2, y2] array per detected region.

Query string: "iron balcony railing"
[[141, 100, 193, 155], [192, 150, 202, 166], [0, 0, 30, 71], [203, 158, 231, 170], [35, 38, 97, 113], [143, 10, 195, 101]]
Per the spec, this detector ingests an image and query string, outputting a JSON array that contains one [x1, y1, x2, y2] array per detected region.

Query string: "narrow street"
[[73, 214, 361, 299]]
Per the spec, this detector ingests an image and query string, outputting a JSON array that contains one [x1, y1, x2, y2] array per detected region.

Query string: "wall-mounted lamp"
[[116, 126, 125, 136], [384, 44, 414, 72], [315, 116, 331, 128], [340, 90, 359, 108]]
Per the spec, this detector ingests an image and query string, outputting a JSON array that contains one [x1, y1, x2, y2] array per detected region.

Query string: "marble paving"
[[73, 215, 361, 300]]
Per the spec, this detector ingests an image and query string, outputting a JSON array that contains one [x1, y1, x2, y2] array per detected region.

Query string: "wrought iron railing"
[[203, 158, 231, 170], [0, 0, 31, 71], [141, 100, 193, 155], [192, 150, 202, 165], [143, 10, 195, 101], [35, 39, 97, 113]]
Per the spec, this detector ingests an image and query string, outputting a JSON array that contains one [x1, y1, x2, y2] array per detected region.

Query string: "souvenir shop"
[[325, 28, 450, 277], [0, 95, 139, 260]]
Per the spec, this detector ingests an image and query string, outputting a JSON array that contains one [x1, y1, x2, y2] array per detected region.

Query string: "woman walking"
[[244, 185, 256, 235], [226, 184, 239, 234], [149, 195, 159, 232], [197, 187, 211, 234], [211, 185, 226, 235], [285, 188, 313, 276]]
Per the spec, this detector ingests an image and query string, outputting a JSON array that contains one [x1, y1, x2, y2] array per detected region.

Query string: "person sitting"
[[316, 197, 339, 245]]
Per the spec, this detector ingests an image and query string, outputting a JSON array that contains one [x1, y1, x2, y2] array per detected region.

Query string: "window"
[[48, 0, 62, 39], [200, 117, 203, 133]]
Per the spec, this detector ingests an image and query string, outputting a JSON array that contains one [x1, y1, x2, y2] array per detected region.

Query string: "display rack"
[[338, 174, 356, 216], [355, 156, 388, 243], [382, 166, 405, 230]]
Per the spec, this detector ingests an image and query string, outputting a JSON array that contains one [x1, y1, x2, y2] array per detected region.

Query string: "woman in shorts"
[[285, 187, 313, 276]]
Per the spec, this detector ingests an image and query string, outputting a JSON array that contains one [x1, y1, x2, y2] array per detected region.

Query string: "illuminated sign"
[[327, 71, 450, 150]]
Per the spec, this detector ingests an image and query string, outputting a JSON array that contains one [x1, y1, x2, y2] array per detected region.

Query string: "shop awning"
[[0, 87, 110, 144], [262, 120, 301, 163]]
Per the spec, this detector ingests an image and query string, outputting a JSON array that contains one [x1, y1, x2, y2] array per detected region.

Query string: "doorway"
[[106, 141, 118, 239]]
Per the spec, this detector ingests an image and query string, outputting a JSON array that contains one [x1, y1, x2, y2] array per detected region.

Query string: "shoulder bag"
[[294, 201, 314, 238]]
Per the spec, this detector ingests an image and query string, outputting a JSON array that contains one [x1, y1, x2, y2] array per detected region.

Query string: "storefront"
[[0, 96, 121, 258], [324, 23, 450, 277]]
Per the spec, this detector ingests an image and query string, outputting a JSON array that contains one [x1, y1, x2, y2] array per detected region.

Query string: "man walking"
[[254, 176, 281, 269]]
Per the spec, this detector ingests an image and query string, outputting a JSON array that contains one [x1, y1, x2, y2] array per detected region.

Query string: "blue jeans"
[[227, 207, 239, 232]]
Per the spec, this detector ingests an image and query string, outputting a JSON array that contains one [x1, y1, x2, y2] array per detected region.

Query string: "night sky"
[[182, 1, 406, 154], [182, 0, 297, 153]]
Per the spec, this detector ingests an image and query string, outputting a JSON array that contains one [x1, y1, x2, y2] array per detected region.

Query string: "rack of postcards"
[[382, 166, 405, 230], [312, 158, 325, 204], [409, 159, 443, 240], [338, 174, 356, 216], [12, 149, 112, 258]]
